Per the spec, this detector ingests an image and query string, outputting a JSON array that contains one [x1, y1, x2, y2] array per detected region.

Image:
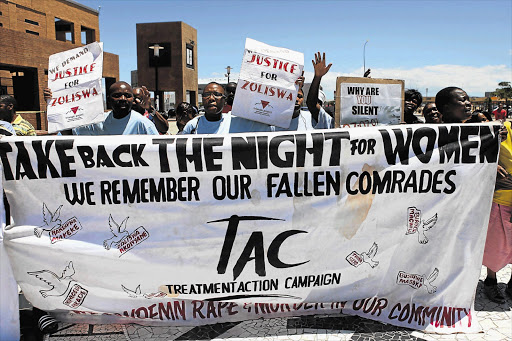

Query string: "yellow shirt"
[[493, 121, 512, 205], [12, 114, 36, 136]]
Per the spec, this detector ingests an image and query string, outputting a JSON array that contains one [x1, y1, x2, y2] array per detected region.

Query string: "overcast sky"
[[77, 0, 512, 100]]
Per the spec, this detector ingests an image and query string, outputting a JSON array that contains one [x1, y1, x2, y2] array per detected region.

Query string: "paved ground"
[[17, 265, 512, 341]]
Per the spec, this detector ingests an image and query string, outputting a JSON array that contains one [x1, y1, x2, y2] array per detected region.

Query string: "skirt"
[[483, 202, 512, 272]]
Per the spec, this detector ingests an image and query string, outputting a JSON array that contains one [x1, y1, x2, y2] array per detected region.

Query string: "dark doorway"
[[0, 64, 39, 111]]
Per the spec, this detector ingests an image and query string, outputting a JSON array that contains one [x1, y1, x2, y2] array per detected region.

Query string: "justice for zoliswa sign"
[[231, 38, 304, 128], [46, 42, 104, 133]]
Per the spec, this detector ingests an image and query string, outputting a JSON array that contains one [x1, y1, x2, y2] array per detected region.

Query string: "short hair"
[[175, 102, 197, 118], [108, 81, 132, 96], [423, 102, 435, 111], [0, 95, 16, 110], [405, 89, 423, 106], [435, 87, 463, 113], [205, 82, 225, 93]]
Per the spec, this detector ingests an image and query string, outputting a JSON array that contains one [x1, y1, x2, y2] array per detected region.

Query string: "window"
[[148, 43, 171, 67], [25, 19, 39, 26], [26, 30, 39, 36], [55, 17, 74, 43], [186, 44, 194, 69], [81, 26, 95, 44], [0, 23, 3, 27]]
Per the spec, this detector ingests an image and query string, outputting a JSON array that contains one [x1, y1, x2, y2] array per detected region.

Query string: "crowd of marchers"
[[1, 51, 511, 334]]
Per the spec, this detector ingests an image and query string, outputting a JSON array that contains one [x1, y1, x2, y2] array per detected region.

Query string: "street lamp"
[[225, 66, 232, 84], [149, 43, 164, 110], [363, 40, 369, 76]]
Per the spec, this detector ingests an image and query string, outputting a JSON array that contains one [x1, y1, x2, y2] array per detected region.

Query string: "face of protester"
[[404, 97, 419, 115], [202, 83, 225, 119], [0, 101, 14, 122], [109, 82, 134, 118], [478, 113, 490, 122], [293, 90, 304, 118], [132, 88, 149, 114], [225, 82, 237, 106], [442, 89, 472, 123], [177, 108, 197, 131], [423, 103, 442, 123]]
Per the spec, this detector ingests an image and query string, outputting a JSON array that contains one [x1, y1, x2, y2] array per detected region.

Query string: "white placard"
[[231, 38, 304, 128], [47, 42, 104, 133], [336, 77, 404, 128]]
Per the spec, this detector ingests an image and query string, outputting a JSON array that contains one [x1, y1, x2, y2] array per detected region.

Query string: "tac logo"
[[253, 100, 273, 117], [210, 215, 309, 281]]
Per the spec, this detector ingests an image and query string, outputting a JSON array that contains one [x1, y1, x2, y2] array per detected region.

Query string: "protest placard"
[[46, 42, 104, 133], [231, 38, 304, 128], [1, 123, 500, 333], [335, 77, 404, 128]]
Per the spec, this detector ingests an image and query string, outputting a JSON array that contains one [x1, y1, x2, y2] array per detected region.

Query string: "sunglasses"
[[202, 92, 224, 99]]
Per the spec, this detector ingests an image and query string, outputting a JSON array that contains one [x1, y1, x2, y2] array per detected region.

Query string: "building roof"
[[61, 0, 99, 15]]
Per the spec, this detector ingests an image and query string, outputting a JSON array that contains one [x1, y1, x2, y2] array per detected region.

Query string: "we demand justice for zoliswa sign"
[[0, 124, 500, 333], [46, 42, 105, 133]]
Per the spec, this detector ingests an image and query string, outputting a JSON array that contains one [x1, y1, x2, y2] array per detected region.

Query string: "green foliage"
[[494, 81, 512, 99]]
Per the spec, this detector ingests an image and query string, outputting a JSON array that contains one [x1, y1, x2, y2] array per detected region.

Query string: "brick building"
[[0, 0, 119, 130], [136, 22, 198, 109]]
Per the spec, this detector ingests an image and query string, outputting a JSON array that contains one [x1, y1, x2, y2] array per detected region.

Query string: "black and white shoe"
[[37, 313, 59, 334]]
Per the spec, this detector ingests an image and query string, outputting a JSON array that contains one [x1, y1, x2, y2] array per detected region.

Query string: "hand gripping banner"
[[0, 123, 500, 333]]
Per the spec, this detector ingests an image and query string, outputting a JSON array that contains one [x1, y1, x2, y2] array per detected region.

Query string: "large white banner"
[[336, 77, 404, 128], [47, 42, 104, 133], [231, 38, 304, 128], [1, 124, 500, 333]]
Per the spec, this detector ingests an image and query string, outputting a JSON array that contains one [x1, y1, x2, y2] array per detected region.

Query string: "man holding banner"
[[72, 82, 158, 135], [182, 82, 273, 134], [46, 82, 159, 135]]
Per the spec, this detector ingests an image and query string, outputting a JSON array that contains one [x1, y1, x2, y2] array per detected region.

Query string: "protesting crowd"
[[1, 50, 511, 335]]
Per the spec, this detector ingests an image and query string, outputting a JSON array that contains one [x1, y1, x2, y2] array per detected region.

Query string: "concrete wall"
[[136, 21, 198, 106]]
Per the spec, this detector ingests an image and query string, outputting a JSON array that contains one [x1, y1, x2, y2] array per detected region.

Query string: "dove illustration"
[[103, 215, 129, 250], [121, 284, 142, 298], [422, 268, 439, 294], [34, 203, 63, 238], [418, 213, 438, 244], [361, 242, 379, 268], [28, 261, 75, 298]]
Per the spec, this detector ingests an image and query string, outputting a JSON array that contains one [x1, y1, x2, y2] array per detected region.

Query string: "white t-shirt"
[[182, 113, 274, 134], [274, 107, 333, 131], [73, 111, 158, 135]]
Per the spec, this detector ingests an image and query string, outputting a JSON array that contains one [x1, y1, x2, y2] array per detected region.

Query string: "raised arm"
[[306, 52, 332, 122]]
